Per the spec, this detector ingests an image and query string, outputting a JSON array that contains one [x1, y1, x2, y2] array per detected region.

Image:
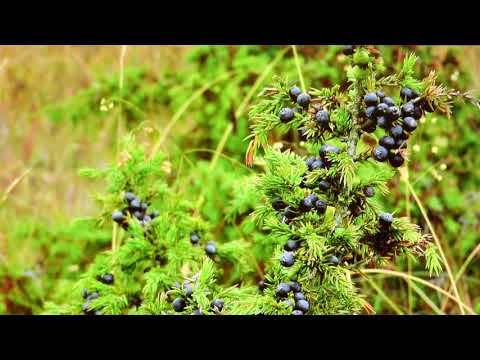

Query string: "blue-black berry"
[[382, 97, 395, 107], [112, 211, 125, 223], [376, 91, 385, 99], [379, 136, 396, 150], [296, 93, 311, 108], [288, 281, 301, 293], [130, 198, 141, 210], [295, 299, 310, 313], [318, 180, 331, 191], [376, 116, 389, 129], [183, 282, 193, 297], [400, 87, 416, 101], [284, 239, 300, 252], [365, 106, 377, 119], [292, 310, 304, 315], [379, 212, 394, 227], [289, 86, 302, 101], [86, 292, 100, 301], [124, 192, 136, 203], [372, 146, 389, 162], [280, 252, 295, 267], [190, 233, 200, 245], [362, 120, 377, 133], [315, 199, 327, 214], [205, 241, 217, 256], [299, 194, 318, 212], [283, 207, 297, 220], [329, 255, 340, 265], [315, 110, 330, 128], [390, 125, 405, 139], [294, 292, 305, 301], [272, 197, 287, 210], [279, 108, 295, 123], [172, 297, 186, 312], [310, 159, 325, 171], [401, 102, 415, 117], [258, 280, 268, 291], [211, 299, 224, 311], [386, 106, 400, 121], [412, 105, 423, 120], [342, 45, 355, 56], [364, 92, 379, 106], [305, 156, 317, 169], [389, 153, 405, 168], [100, 273, 114, 285], [276, 283, 291, 298], [402, 117, 418, 132], [376, 103, 389, 116], [319, 144, 340, 159], [363, 186, 375, 198]]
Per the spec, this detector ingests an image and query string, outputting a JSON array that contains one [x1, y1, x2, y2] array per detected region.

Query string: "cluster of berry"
[[170, 281, 224, 315], [363, 88, 434, 168], [278, 85, 312, 124], [111, 192, 159, 229], [189, 232, 217, 257], [80, 273, 114, 315], [275, 281, 310, 315]]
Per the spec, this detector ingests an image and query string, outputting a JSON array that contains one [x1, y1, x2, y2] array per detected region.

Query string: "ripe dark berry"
[[315, 199, 327, 214], [379, 136, 396, 150], [133, 211, 144, 220], [329, 255, 340, 265], [400, 87, 415, 101], [205, 241, 217, 256], [295, 299, 310, 313], [280, 252, 295, 267], [396, 139, 407, 149], [318, 180, 331, 191], [376, 116, 389, 129], [258, 280, 268, 291], [372, 146, 389, 162], [190, 233, 200, 245], [364, 92, 379, 106], [82, 288, 89, 299], [100, 273, 114, 285], [294, 292, 305, 301], [363, 186, 375, 198], [379, 212, 394, 227], [289, 86, 302, 101], [86, 292, 100, 301], [284, 239, 300, 252], [376, 103, 389, 116], [365, 106, 377, 120], [82, 302, 92, 314], [296, 93, 311, 108], [310, 159, 325, 171], [276, 283, 291, 298], [361, 120, 376, 133], [376, 91, 385, 99], [319, 144, 341, 159], [130, 198, 141, 210], [124, 192, 136, 203], [412, 105, 423, 120], [386, 106, 400, 121], [299, 194, 318, 212], [401, 102, 415, 117], [272, 197, 287, 210], [402, 117, 418, 132], [283, 207, 297, 219], [315, 110, 330, 127], [143, 215, 152, 223], [141, 202, 148, 212], [292, 310, 304, 315], [149, 210, 160, 219], [389, 153, 405, 168], [288, 281, 301, 293], [305, 156, 317, 169], [279, 108, 295, 123], [342, 45, 355, 56], [211, 299, 224, 311], [172, 297, 186, 312], [183, 283, 193, 297], [390, 125, 404, 139], [382, 97, 395, 107], [112, 211, 125, 223]]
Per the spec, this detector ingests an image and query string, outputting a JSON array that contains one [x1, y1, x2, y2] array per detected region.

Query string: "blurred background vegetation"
[[0, 45, 479, 315]]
